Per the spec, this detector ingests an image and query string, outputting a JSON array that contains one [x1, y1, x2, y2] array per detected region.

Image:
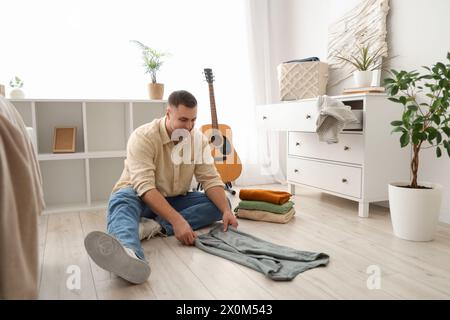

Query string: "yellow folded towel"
[[235, 208, 295, 224], [239, 189, 292, 205]]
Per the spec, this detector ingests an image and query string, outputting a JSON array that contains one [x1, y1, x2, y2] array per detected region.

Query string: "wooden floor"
[[38, 184, 450, 299]]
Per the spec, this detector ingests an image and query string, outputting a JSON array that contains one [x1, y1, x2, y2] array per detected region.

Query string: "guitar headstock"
[[203, 68, 215, 84]]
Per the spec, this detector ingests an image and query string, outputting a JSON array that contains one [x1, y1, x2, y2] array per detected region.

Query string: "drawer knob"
[[342, 178, 348, 183], [262, 116, 267, 120], [294, 169, 299, 173], [295, 142, 301, 146], [305, 114, 311, 119], [344, 146, 350, 151]]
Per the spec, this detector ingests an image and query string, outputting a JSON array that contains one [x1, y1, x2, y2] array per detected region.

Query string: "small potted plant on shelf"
[[384, 52, 450, 241], [130, 40, 170, 100], [335, 44, 387, 88], [9, 76, 25, 99]]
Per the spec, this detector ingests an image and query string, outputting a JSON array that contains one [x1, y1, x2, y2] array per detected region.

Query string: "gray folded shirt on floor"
[[195, 223, 329, 281]]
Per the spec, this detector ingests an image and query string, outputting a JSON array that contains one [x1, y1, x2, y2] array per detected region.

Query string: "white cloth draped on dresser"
[[315, 95, 359, 143]]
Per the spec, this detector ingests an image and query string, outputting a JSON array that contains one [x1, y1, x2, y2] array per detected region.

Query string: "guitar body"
[[200, 123, 242, 183], [202, 68, 242, 183]]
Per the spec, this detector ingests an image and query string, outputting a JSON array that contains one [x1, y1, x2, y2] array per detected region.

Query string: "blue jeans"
[[106, 186, 230, 260]]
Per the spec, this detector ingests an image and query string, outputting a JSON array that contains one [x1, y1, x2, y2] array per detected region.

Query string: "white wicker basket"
[[277, 61, 328, 101]]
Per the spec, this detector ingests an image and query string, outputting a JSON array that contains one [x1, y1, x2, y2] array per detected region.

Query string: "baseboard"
[[373, 200, 389, 208]]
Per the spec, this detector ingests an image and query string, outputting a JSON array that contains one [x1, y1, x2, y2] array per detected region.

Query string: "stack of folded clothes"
[[234, 189, 295, 223]]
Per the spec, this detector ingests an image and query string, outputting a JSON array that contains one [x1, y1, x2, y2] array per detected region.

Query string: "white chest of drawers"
[[257, 94, 410, 217]]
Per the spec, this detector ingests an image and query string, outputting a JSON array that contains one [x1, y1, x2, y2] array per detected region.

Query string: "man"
[[84, 90, 238, 284]]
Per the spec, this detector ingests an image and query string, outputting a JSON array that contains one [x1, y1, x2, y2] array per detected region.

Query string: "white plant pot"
[[9, 88, 25, 99], [353, 70, 373, 87], [388, 182, 442, 241]]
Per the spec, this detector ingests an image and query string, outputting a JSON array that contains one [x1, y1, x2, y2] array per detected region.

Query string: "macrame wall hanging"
[[327, 0, 390, 88]]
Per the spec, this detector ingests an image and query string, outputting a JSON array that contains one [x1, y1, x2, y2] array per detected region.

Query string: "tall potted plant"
[[130, 40, 170, 100], [384, 53, 450, 241]]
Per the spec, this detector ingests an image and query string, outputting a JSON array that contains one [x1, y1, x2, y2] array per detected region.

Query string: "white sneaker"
[[139, 217, 164, 240], [84, 231, 151, 284]]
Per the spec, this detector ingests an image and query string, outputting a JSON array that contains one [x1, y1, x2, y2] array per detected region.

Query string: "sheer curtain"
[[235, 0, 286, 186], [0, 0, 285, 186]]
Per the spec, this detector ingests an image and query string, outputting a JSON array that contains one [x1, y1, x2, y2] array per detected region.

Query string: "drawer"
[[256, 100, 363, 131], [288, 132, 364, 164], [287, 157, 362, 198], [256, 100, 318, 131]]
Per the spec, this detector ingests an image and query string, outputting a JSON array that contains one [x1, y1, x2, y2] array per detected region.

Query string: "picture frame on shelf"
[[53, 127, 76, 153]]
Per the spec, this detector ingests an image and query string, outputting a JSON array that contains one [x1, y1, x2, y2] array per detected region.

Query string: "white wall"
[[0, 0, 264, 171], [268, 0, 450, 223], [0, 0, 253, 137]]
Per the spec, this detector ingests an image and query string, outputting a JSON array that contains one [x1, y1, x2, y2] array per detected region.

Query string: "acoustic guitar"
[[201, 68, 242, 188]]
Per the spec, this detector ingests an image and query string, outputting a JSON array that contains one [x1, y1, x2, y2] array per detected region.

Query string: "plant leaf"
[[419, 132, 428, 141], [436, 62, 446, 73], [391, 126, 406, 134], [444, 140, 450, 157], [426, 127, 438, 141], [436, 132, 442, 144], [412, 132, 421, 144], [400, 132, 410, 147], [432, 114, 441, 125], [407, 105, 418, 112], [443, 126, 450, 137], [390, 86, 399, 96], [399, 96, 407, 105], [388, 97, 400, 103]]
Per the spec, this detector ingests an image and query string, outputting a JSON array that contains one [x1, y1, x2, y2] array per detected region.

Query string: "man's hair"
[[168, 90, 197, 108]]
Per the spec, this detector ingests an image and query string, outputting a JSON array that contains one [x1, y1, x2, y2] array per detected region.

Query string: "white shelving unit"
[[10, 99, 166, 214]]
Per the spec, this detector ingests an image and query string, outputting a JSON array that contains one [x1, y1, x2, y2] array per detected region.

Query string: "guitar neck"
[[208, 83, 219, 129]]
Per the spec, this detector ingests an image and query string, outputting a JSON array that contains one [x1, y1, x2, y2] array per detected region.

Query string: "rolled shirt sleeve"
[[126, 131, 157, 197]]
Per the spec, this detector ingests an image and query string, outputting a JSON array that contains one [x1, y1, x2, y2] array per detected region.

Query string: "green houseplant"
[[130, 40, 170, 100], [384, 52, 450, 241], [335, 44, 387, 87]]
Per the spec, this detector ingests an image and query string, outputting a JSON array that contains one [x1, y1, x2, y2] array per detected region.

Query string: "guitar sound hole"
[[211, 134, 223, 147]]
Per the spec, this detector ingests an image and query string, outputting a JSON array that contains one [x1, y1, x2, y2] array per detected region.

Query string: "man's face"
[[166, 104, 197, 134]]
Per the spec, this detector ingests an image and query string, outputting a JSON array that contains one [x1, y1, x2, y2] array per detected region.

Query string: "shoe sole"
[[84, 231, 150, 284]]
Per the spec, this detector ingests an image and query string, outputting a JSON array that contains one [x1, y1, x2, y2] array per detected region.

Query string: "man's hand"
[[172, 218, 197, 245], [142, 190, 197, 246], [222, 209, 238, 231]]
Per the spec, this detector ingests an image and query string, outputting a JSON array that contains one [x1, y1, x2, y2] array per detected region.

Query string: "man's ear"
[[166, 106, 171, 119]]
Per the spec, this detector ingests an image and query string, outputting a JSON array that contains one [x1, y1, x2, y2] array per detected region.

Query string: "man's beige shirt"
[[112, 116, 224, 197]]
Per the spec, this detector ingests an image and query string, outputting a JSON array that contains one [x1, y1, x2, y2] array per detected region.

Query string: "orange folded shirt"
[[239, 189, 292, 205]]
